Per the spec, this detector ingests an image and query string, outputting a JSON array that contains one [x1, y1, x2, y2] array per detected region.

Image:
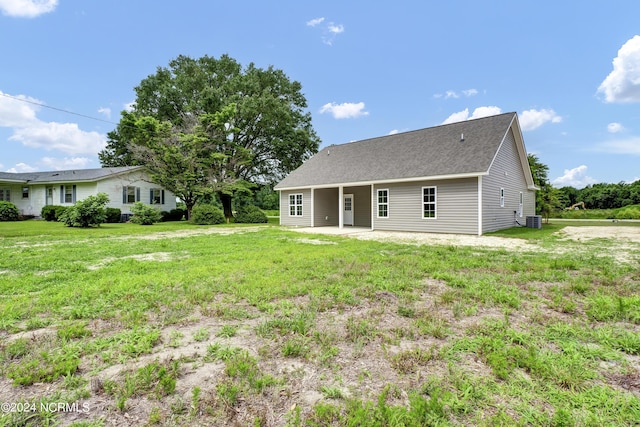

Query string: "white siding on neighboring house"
[[482, 128, 533, 233], [95, 171, 176, 214], [373, 178, 478, 234]]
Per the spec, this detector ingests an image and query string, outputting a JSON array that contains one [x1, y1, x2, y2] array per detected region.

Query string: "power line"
[[0, 91, 121, 127]]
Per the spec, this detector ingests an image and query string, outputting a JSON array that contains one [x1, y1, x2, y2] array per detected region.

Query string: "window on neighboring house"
[[0, 188, 10, 202], [289, 193, 303, 216], [150, 188, 165, 204], [422, 186, 437, 218], [22, 187, 29, 199], [519, 192, 523, 217], [377, 189, 389, 218], [60, 185, 76, 203], [123, 186, 140, 204], [500, 188, 505, 208]]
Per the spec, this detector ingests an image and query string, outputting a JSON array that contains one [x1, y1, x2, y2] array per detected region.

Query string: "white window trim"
[[0, 188, 10, 202], [22, 186, 29, 199], [422, 186, 437, 219], [500, 187, 505, 208], [377, 189, 389, 218], [289, 193, 303, 217]]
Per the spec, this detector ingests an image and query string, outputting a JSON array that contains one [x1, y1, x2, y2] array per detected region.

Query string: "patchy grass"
[[1, 221, 639, 426]]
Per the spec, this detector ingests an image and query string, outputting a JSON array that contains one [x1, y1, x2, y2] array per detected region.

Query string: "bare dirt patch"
[[556, 226, 640, 243]]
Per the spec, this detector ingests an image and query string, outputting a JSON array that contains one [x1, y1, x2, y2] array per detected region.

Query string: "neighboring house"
[[0, 166, 176, 218], [275, 112, 537, 235]]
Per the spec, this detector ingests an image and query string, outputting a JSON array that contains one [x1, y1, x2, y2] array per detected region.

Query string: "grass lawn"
[[1, 220, 639, 426]]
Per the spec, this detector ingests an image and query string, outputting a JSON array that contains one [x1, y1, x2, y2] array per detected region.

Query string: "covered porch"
[[311, 185, 372, 229]]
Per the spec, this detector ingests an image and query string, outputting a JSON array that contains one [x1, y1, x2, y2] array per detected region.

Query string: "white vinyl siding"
[[377, 189, 388, 218]]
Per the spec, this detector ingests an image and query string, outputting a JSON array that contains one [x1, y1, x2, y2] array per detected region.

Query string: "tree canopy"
[[99, 54, 320, 218]]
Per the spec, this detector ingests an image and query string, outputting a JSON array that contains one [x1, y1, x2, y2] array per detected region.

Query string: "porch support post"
[[338, 186, 344, 229], [371, 184, 375, 231], [310, 188, 314, 227], [477, 176, 483, 236]]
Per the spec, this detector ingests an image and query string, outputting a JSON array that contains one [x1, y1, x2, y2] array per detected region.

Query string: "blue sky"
[[1, 0, 639, 188]]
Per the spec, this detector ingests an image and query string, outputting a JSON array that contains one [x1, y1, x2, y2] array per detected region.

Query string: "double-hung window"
[[60, 185, 76, 203], [289, 194, 303, 216], [123, 186, 140, 204], [22, 187, 29, 199], [422, 186, 437, 218], [377, 189, 389, 218], [0, 188, 10, 202], [150, 188, 165, 204]]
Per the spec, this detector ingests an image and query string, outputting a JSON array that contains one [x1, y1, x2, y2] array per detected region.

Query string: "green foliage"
[[41, 205, 68, 221], [6, 346, 81, 385], [0, 201, 19, 221], [105, 207, 122, 223], [234, 205, 268, 223], [161, 208, 186, 221], [58, 193, 110, 228], [190, 204, 225, 225], [130, 202, 162, 225]]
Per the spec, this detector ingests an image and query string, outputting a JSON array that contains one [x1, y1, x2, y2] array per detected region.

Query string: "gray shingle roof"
[[275, 112, 517, 189], [0, 166, 143, 184]]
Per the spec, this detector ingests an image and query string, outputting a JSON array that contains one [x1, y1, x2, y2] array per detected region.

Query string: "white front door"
[[46, 186, 53, 205], [343, 194, 353, 226]]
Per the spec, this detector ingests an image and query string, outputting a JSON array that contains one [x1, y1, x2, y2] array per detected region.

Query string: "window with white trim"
[[422, 186, 437, 218], [150, 188, 165, 204], [377, 189, 388, 218], [500, 188, 505, 208], [0, 188, 10, 202], [60, 185, 76, 203], [22, 187, 29, 199], [123, 186, 140, 204], [289, 193, 303, 216], [518, 192, 523, 217]]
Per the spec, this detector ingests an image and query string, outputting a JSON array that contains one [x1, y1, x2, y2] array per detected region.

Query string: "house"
[[0, 166, 176, 219], [274, 112, 537, 235]]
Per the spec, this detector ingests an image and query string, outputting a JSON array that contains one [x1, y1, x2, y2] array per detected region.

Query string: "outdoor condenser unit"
[[526, 215, 542, 229]]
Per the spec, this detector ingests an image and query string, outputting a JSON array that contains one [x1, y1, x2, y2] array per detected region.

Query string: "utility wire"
[[0, 91, 121, 127]]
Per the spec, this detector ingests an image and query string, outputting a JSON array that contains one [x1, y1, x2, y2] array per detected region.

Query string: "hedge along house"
[[274, 112, 537, 235], [0, 166, 176, 219]]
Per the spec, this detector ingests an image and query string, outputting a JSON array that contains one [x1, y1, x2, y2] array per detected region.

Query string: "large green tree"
[[100, 54, 320, 218], [528, 153, 560, 222]]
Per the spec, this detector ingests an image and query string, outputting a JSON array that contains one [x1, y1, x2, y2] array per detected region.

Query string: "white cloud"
[[598, 35, 640, 103], [462, 89, 478, 97], [434, 88, 478, 99], [442, 106, 502, 124], [306, 17, 325, 27], [0, 91, 41, 127], [0, 91, 107, 156], [327, 23, 344, 34], [607, 122, 624, 133], [0, 0, 57, 17], [6, 162, 38, 173], [307, 17, 344, 45], [388, 129, 399, 135], [519, 108, 562, 131], [552, 165, 597, 189], [40, 156, 92, 170], [596, 137, 640, 155], [445, 91, 459, 99], [320, 102, 369, 119], [124, 101, 136, 112], [10, 122, 106, 155], [98, 107, 111, 119]]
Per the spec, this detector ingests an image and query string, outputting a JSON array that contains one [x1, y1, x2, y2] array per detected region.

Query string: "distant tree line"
[[557, 181, 640, 210]]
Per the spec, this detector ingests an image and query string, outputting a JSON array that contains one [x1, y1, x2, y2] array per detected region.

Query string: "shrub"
[[130, 202, 162, 225], [191, 204, 225, 225], [58, 193, 109, 228], [234, 205, 268, 223], [105, 207, 122, 223], [161, 208, 186, 222], [0, 201, 19, 221], [41, 205, 68, 221]]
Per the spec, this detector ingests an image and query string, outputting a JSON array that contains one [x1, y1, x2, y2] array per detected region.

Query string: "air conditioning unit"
[[526, 215, 542, 229]]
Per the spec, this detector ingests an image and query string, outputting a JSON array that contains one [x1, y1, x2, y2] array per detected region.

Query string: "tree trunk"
[[219, 193, 233, 222], [185, 202, 195, 221]]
